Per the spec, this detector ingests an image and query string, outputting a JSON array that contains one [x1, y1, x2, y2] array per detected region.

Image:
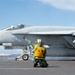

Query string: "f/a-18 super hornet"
[[0, 24, 75, 60]]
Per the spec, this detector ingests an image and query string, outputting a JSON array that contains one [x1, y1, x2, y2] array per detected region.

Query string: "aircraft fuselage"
[[0, 25, 75, 57]]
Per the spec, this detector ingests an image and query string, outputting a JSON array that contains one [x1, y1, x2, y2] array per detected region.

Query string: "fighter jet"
[[0, 24, 75, 60]]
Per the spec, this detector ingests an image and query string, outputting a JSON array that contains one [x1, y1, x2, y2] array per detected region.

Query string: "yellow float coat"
[[34, 44, 46, 59]]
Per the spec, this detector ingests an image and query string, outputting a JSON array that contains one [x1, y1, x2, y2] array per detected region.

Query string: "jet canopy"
[[2, 24, 25, 31]]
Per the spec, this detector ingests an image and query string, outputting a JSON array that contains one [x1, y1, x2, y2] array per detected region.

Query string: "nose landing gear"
[[22, 54, 29, 61], [15, 45, 33, 61]]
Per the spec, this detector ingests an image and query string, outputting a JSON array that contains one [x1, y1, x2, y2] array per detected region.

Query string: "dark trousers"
[[34, 58, 48, 67]]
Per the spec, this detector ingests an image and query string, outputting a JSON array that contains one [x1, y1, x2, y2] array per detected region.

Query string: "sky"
[[0, 0, 75, 54]]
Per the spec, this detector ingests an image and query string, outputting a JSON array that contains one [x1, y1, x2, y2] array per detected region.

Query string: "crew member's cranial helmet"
[[37, 39, 42, 43]]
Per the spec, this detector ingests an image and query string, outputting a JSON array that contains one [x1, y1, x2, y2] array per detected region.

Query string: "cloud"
[[37, 0, 75, 11]]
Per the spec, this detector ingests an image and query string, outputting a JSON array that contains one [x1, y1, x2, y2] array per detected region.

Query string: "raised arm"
[[25, 39, 34, 47]]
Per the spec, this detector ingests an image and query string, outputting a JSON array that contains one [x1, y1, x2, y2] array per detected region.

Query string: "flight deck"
[[0, 60, 75, 75]]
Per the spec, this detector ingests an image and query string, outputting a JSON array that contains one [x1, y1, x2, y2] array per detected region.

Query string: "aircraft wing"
[[28, 31, 73, 35], [12, 30, 73, 35]]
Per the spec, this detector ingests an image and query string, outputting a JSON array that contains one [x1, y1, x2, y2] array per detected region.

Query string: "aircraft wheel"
[[22, 54, 29, 61]]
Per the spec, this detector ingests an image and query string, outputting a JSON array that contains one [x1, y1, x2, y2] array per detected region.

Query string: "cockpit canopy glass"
[[2, 24, 25, 31]]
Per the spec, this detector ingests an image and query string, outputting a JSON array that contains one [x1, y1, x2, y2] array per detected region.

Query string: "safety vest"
[[34, 44, 46, 59]]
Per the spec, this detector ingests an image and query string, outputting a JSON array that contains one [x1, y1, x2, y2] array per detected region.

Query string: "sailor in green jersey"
[[25, 39, 48, 67]]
